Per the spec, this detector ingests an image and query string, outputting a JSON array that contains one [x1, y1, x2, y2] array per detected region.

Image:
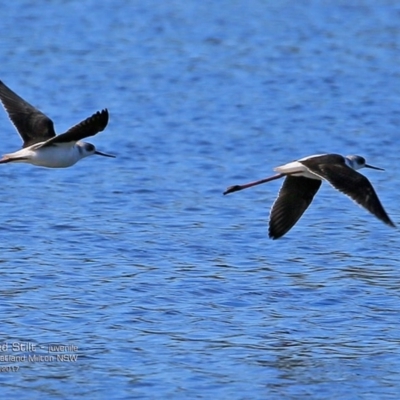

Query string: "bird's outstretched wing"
[[303, 162, 395, 227], [39, 109, 109, 148], [0, 80, 56, 147], [269, 176, 322, 239]]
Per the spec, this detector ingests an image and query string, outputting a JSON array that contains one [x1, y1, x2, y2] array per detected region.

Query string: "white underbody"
[[3, 141, 87, 168], [274, 160, 322, 180]]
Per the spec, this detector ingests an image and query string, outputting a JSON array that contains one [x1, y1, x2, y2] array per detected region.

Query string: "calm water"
[[1, 1, 400, 398]]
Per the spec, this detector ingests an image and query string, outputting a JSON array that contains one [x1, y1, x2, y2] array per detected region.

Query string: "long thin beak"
[[365, 164, 384, 171], [224, 173, 284, 195], [95, 150, 116, 158]]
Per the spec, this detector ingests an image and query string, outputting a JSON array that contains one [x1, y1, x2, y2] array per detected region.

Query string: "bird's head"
[[78, 142, 115, 159], [345, 155, 384, 171]]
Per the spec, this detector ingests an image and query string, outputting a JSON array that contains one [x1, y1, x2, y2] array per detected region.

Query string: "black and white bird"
[[0, 80, 115, 168], [224, 154, 396, 239]]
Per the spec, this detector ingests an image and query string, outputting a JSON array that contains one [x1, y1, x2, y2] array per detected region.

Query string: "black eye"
[[86, 144, 95, 152]]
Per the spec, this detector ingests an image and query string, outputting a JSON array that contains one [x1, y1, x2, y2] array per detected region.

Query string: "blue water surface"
[[1, 1, 400, 399]]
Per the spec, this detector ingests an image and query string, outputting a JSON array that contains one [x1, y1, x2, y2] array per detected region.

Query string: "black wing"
[[39, 109, 109, 148], [269, 176, 322, 239], [0, 80, 56, 147], [305, 162, 395, 228]]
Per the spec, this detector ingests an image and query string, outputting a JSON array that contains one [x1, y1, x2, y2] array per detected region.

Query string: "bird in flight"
[[0, 80, 115, 168], [224, 154, 395, 239]]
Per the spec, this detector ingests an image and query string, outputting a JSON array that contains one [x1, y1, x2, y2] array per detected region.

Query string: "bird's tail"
[[0, 155, 28, 164], [0, 156, 11, 164]]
